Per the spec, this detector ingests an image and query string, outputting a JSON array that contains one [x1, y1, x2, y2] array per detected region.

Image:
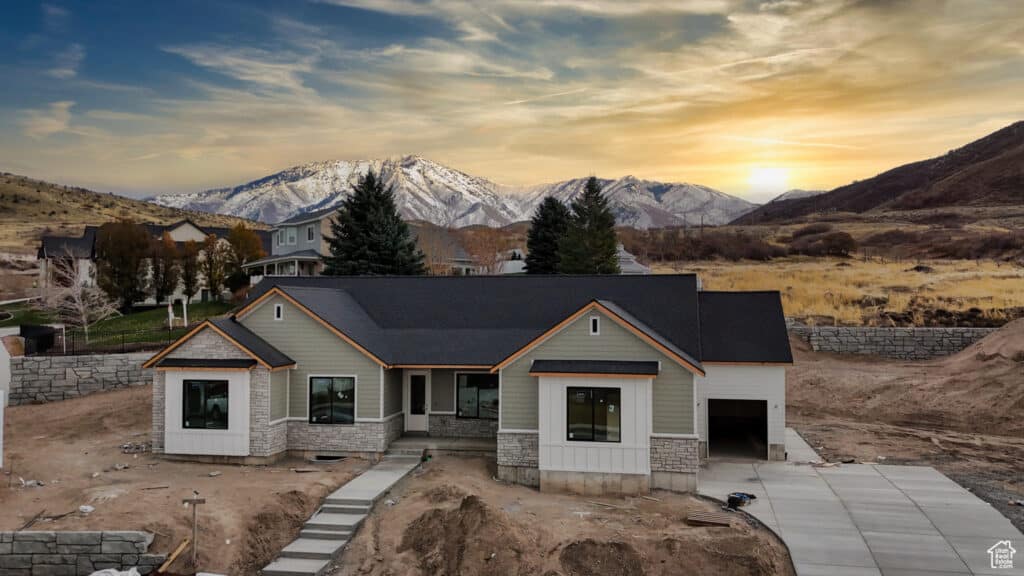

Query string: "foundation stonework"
[[496, 431, 539, 487], [540, 470, 650, 496], [428, 414, 498, 438], [286, 417, 399, 455], [649, 436, 699, 492]]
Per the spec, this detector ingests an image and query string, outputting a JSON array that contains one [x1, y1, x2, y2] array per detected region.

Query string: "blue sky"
[[1, 1, 1022, 202]]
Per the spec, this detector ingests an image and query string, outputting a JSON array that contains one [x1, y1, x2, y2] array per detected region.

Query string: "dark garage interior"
[[708, 399, 768, 459]]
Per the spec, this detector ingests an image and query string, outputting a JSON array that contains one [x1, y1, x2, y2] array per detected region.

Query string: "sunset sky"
[[0, 0, 1022, 203]]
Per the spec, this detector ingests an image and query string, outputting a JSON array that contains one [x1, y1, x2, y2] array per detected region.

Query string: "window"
[[457, 373, 498, 419], [306, 225, 315, 242], [567, 387, 620, 442], [286, 227, 297, 245], [275, 231, 282, 247], [274, 304, 283, 321], [589, 316, 600, 335], [309, 376, 355, 424], [183, 380, 229, 430]]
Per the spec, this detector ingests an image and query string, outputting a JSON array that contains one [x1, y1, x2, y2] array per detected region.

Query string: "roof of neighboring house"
[[208, 317, 295, 368], [276, 206, 338, 226], [155, 358, 258, 369], [237, 275, 790, 367], [39, 221, 272, 259], [529, 359, 660, 376], [617, 244, 651, 275], [698, 291, 793, 363]]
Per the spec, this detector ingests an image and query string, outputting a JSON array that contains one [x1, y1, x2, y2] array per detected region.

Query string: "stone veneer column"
[[649, 436, 699, 492], [496, 431, 539, 487], [151, 371, 165, 453], [248, 367, 287, 458]]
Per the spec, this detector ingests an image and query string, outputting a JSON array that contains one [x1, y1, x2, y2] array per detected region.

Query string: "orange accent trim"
[[491, 301, 705, 377], [236, 287, 386, 367], [389, 364, 492, 369], [702, 361, 793, 366], [142, 320, 282, 371], [528, 372, 654, 379]]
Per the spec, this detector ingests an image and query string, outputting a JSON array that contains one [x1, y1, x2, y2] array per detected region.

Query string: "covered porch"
[[388, 435, 497, 456], [243, 251, 323, 284]]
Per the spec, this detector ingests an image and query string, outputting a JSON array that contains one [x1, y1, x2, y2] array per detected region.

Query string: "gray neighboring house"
[[242, 209, 479, 280], [143, 275, 791, 495]]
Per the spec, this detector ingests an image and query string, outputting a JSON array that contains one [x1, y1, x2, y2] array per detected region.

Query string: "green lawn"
[[91, 300, 234, 332], [0, 302, 53, 328]]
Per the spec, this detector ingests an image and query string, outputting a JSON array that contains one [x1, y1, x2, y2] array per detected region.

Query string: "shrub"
[[790, 231, 857, 257], [791, 223, 833, 239]]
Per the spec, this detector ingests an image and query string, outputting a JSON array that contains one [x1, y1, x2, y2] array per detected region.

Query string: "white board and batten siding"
[[0, 390, 5, 469], [538, 376, 652, 475], [163, 370, 251, 457], [696, 365, 786, 447]]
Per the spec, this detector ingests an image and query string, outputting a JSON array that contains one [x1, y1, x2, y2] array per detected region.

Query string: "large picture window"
[[309, 376, 355, 424], [183, 380, 229, 430], [457, 373, 498, 419], [567, 387, 621, 442]]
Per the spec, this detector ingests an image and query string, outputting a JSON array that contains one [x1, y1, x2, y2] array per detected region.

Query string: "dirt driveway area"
[[0, 386, 370, 575], [333, 456, 793, 576]]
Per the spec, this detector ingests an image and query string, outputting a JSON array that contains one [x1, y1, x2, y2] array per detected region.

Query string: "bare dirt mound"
[[400, 495, 528, 575], [945, 317, 1024, 366], [559, 539, 643, 576], [232, 490, 320, 575]]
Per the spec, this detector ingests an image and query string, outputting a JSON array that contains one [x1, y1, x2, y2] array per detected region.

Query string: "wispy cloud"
[[20, 101, 75, 138], [47, 43, 85, 79]]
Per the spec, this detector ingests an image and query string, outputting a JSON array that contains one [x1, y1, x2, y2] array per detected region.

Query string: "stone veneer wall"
[[249, 367, 287, 458], [152, 371, 165, 453], [649, 436, 699, 492], [0, 531, 165, 576], [496, 432, 539, 487], [788, 326, 996, 360], [428, 414, 498, 438], [286, 413, 403, 455], [8, 353, 152, 405]]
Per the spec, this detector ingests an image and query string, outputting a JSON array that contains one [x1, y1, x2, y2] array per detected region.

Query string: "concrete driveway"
[[699, 429, 1023, 576]]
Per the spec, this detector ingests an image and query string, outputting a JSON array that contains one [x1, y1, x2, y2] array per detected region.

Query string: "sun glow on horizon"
[[747, 166, 790, 195]]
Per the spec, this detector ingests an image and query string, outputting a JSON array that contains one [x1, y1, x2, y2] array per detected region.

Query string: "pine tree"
[[525, 196, 570, 274], [95, 220, 151, 311], [558, 177, 620, 274], [180, 240, 201, 303], [324, 169, 425, 275], [150, 232, 180, 304]]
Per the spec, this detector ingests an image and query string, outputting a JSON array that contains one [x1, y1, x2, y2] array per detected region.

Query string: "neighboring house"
[[243, 210, 480, 280], [498, 248, 527, 275], [38, 220, 271, 304], [617, 244, 651, 274], [143, 275, 792, 495]]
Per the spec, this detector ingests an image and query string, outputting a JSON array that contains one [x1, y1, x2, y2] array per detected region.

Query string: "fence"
[[21, 325, 183, 356]]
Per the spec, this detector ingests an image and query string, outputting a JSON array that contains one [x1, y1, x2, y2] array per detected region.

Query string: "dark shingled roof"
[[240, 276, 792, 367], [530, 359, 660, 376], [698, 291, 793, 363], [156, 358, 257, 369], [276, 206, 338, 225], [208, 317, 295, 368], [39, 220, 271, 260]]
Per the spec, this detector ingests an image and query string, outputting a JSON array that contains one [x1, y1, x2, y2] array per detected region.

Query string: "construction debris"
[[121, 442, 149, 454], [79, 505, 95, 515], [726, 492, 757, 509], [208, 471, 221, 477], [685, 511, 733, 527]]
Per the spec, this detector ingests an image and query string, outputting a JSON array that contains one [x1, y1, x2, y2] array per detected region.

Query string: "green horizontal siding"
[[270, 369, 288, 421], [500, 309, 694, 434]]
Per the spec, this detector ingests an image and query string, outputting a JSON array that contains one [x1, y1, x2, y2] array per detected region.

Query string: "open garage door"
[[708, 399, 767, 459]]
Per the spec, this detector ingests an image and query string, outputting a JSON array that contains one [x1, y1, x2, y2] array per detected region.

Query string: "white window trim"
[[589, 315, 600, 335], [273, 303, 283, 321], [307, 374, 358, 426], [286, 227, 297, 245]]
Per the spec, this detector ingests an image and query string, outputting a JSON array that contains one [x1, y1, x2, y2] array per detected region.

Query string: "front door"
[[404, 371, 429, 432]]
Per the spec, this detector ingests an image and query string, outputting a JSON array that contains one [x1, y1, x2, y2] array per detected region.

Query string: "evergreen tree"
[[149, 232, 180, 304], [558, 177, 620, 274], [524, 196, 570, 274], [179, 240, 201, 303], [324, 169, 425, 275], [95, 220, 151, 311]]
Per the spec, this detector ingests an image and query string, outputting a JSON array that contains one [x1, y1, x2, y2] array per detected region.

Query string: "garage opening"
[[708, 399, 767, 459]]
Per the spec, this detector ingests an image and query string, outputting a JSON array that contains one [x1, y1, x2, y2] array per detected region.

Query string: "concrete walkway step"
[[385, 448, 425, 457], [261, 557, 330, 576], [279, 538, 345, 560], [300, 529, 350, 541], [320, 504, 371, 514], [304, 512, 366, 531], [324, 496, 374, 507]]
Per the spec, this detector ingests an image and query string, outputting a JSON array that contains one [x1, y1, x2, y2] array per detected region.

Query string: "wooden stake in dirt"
[[182, 493, 205, 569]]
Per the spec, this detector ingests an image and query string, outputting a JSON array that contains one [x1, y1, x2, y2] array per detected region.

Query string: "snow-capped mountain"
[[769, 189, 826, 203], [153, 156, 758, 228]]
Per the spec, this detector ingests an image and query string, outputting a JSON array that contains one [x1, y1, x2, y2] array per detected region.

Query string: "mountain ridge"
[[153, 156, 759, 228]]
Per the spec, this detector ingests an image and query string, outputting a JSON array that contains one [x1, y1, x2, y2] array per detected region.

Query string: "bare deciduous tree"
[[38, 248, 121, 342]]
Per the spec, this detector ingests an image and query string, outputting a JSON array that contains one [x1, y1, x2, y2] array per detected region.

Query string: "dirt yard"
[[333, 456, 793, 576], [0, 386, 370, 575], [787, 319, 1024, 532]]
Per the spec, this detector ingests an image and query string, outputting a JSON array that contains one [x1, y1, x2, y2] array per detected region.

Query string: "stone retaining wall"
[[9, 353, 152, 405], [788, 326, 996, 360], [0, 531, 165, 576]]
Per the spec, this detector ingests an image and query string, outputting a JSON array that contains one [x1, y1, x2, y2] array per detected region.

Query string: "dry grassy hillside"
[[0, 172, 267, 254]]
